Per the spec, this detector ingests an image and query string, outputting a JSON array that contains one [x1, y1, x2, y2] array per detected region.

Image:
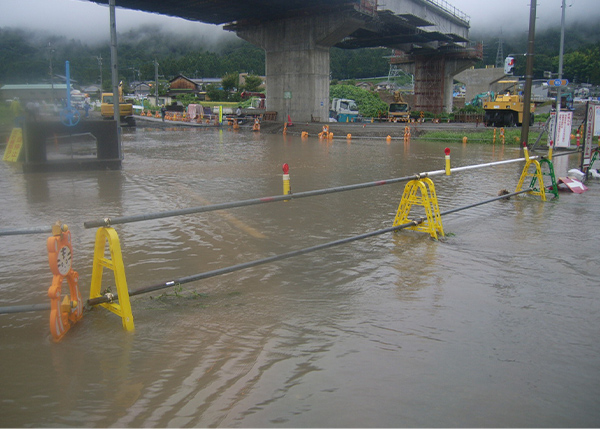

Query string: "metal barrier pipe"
[[545, 149, 580, 158], [0, 303, 51, 315], [1, 188, 532, 314], [0, 226, 53, 237], [83, 174, 421, 228], [427, 157, 532, 177], [87, 219, 424, 306], [440, 189, 533, 216], [84, 155, 548, 229], [87, 188, 531, 307]]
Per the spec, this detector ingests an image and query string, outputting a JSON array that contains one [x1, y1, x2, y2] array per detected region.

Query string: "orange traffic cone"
[[287, 115, 293, 127]]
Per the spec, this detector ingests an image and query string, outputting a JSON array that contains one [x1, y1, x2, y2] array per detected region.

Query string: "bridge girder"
[[88, 0, 358, 25], [87, 0, 475, 120]]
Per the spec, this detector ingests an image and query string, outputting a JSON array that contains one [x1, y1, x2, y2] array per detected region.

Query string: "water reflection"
[[390, 233, 442, 302], [24, 172, 51, 203]]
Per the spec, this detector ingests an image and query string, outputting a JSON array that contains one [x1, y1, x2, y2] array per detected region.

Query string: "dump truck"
[[483, 91, 534, 127], [388, 92, 410, 122], [101, 83, 135, 126]]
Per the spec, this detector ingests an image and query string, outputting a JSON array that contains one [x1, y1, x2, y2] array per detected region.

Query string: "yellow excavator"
[[101, 82, 135, 126], [388, 91, 410, 122]]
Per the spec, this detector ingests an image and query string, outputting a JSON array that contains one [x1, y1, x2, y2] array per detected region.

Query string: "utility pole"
[[109, 0, 122, 154], [154, 59, 159, 107], [520, 0, 536, 147], [553, 0, 567, 147], [97, 55, 103, 90], [47, 43, 55, 91]]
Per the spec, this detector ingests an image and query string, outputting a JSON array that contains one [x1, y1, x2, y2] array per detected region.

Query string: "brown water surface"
[[0, 127, 599, 427]]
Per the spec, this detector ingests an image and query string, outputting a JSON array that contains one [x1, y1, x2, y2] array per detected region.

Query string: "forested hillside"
[[1, 20, 599, 87], [0, 25, 390, 88], [473, 20, 600, 84]]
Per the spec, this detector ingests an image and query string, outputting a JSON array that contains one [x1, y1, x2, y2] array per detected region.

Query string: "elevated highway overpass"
[[88, 0, 481, 121]]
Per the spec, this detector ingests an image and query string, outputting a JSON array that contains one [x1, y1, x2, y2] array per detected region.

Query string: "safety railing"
[[424, 0, 470, 24]]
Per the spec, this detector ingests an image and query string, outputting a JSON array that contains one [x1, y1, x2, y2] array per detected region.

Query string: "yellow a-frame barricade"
[[515, 144, 547, 202], [89, 227, 134, 331], [393, 177, 444, 240]]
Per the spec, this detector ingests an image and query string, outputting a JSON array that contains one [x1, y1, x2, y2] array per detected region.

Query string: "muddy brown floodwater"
[[1, 126, 599, 427]]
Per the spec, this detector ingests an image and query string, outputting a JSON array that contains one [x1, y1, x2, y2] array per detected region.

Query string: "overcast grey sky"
[[452, 0, 599, 34], [0, 0, 598, 42]]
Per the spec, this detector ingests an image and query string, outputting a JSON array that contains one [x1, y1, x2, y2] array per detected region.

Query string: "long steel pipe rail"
[[84, 155, 548, 229], [0, 303, 52, 314], [0, 226, 53, 237], [0, 150, 581, 236], [1, 150, 582, 312], [0, 188, 532, 314], [86, 188, 532, 307]]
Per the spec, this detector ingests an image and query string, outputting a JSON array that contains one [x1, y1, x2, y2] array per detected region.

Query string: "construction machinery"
[[483, 91, 534, 127], [466, 91, 493, 108], [388, 91, 410, 122], [101, 83, 135, 126]]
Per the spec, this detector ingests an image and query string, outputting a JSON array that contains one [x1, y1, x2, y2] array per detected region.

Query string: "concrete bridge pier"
[[398, 54, 479, 114], [443, 57, 478, 113], [234, 13, 364, 123]]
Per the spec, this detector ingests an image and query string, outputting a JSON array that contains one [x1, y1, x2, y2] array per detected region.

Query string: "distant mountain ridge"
[[1, 20, 599, 87]]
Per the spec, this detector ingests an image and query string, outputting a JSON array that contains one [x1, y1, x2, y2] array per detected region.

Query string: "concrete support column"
[[409, 55, 478, 114], [236, 13, 362, 123], [443, 73, 454, 113], [264, 45, 330, 123], [412, 56, 445, 114], [443, 58, 478, 113]]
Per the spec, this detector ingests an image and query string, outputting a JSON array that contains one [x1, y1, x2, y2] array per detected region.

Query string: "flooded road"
[[1, 126, 599, 427]]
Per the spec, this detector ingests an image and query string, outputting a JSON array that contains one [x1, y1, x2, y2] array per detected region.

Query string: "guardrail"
[[425, 0, 470, 24]]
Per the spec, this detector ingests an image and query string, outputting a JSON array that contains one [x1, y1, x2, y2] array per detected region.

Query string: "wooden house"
[[168, 75, 205, 99]]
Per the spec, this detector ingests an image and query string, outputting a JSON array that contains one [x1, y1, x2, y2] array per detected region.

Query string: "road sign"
[[547, 111, 573, 148], [547, 79, 569, 87], [2, 128, 23, 162]]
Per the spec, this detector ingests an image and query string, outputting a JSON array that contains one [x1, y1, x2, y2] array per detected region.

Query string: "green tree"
[[244, 75, 263, 92], [330, 47, 391, 80], [221, 72, 239, 92], [564, 45, 600, 84], [206, 84, 227, 101]]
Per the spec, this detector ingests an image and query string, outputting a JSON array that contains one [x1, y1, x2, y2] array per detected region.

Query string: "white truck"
[[330, 98, 360, 122], [70, 90, 86, 109]]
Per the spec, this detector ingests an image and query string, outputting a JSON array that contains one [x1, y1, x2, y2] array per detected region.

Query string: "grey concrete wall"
[[405, 56, 475, 113], [454, 67, 507, 102]]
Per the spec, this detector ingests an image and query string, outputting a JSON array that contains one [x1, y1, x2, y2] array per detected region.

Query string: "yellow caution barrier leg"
[[89, 227, 134, 331], [393, 177, 444, 239], [515, 144, 546, 201]]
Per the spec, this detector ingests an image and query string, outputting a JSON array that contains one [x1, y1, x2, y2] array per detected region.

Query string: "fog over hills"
[[1, 0, 599, 45]]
